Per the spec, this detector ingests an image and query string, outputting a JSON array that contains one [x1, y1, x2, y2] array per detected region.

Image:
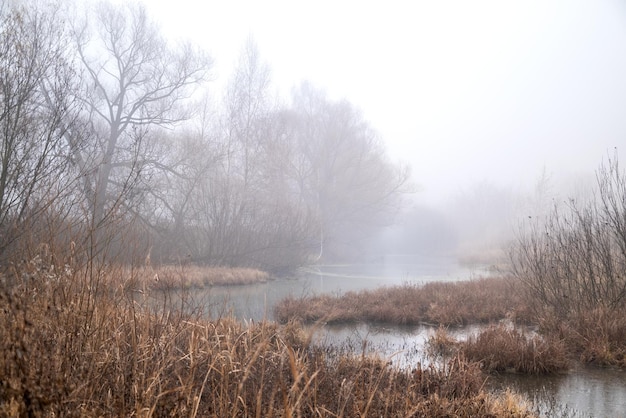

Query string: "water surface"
[[180, 254, 485, 320]]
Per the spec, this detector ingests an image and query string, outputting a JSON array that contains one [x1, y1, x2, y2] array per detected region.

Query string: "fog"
[[56, 0, 606, 265], [3, 3, 626, 415]]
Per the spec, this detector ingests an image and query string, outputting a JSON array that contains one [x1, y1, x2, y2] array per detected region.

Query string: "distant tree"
[[446, 181, 517, 261], [181, 40, 315, 269], [134, 107, 223, 262], [284, 84, 411, 261]]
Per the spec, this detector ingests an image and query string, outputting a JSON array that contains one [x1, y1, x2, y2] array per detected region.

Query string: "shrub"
[[511, 153, 626, 318]]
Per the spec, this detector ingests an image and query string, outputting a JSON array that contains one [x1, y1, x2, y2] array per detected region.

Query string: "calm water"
[[175, 254, 484, 320], [151, 255, 626, 418]]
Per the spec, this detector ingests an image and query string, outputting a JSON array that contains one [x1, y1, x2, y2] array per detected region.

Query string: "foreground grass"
[[275, 277, 532, 326], [0, 258, 535, 417]]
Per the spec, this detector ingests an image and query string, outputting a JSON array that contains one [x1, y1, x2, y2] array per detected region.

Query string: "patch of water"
[[489, 366, 626, 418], [164, 257, 488, 321], [310, 322, 482, 369]]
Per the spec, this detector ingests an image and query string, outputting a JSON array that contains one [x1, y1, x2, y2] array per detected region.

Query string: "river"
[[152, 255, 626, 417]]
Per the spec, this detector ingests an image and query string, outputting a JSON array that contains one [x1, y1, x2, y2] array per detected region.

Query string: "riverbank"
[[149, 264, 270, 289], [1, 260, 536, 417]]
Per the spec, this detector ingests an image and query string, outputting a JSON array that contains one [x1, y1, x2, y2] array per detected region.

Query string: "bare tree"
[[155, 40, 317, 270], [0, 2, 79, 260], [70, 1, 212, 229], [186, 39, 309, 268], [286, 83, 411, 261]]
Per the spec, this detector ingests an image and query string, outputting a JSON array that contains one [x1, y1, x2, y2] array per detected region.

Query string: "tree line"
[[0, 1, 410, 272]]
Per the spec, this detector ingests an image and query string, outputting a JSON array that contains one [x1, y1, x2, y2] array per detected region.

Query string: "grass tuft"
[[446, 324, 570, 375]]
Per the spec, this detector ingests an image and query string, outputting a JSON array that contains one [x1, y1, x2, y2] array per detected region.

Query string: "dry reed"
[[275, 276, 531, 326], [537, 307, 626, 367], [460, 325, 569, 374], [0, 256, 535, 417], [110, 264, 271, 292]]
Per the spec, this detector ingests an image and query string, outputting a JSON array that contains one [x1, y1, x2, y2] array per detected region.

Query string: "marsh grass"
[[459, 325, 569, 375], [275, 276, 531, 326], [277, 274, 626, 371], [426, 326, 461, 358], [537, 307, 626, 367], [113, 264, 270, 292], [154, 266, 270, 289], [0, 257, 536, 417], [427, 325, 569, 375]]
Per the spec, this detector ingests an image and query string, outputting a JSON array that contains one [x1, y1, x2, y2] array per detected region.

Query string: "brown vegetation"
[[274, 276, 532, 326], [537, 307, 626, 367], [425, 323, 572, 377], [277, 273, 626, 371], [0, 257, 536, 417], [429, 325, 569, 375], [142, 265, 270, 290], [509, 154, 626, 368]]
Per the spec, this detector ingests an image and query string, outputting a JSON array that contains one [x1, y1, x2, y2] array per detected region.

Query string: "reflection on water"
[[489, 366, 626, 418], [311, 322, 483, 369], [149, 256, 626, 418]]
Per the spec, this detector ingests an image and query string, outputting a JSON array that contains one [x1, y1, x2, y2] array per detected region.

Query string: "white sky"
[[143, 0, 626, 204]]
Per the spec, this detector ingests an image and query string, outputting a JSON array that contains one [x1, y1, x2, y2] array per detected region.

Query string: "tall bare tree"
[[71, 1, 212, 229]]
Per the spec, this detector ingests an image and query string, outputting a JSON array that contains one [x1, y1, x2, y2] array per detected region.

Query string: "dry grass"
[[426, 326, 461, 358], [275, 276, 532, 326], [427, 325, 569, 375], [276, 275, 626, 371], [150, 265, 270, 289], [459, 325, 569, 375], [111, 264, 271, 291], [537, 307, 626, 367], [0, 257, 536, 417]]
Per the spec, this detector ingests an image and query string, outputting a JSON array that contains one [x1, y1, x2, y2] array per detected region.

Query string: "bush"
[[511, 153, 626, 318]]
